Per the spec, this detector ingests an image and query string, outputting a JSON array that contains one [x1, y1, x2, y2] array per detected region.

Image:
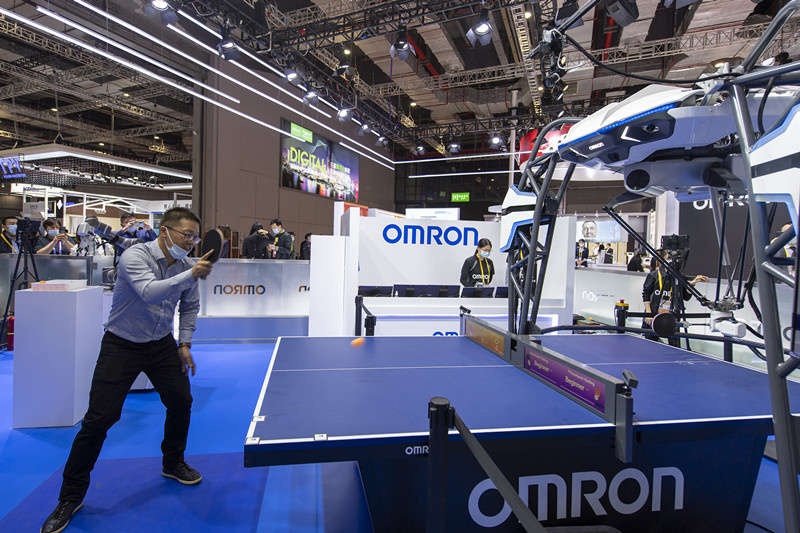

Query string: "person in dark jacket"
[[575, 239, 588, 267], [268, 219, 293, 259], [641, 249, 707, 344], [241, 222, 270, 259], [460, 238, 495, 287], [300, 233, 311, 260], [627, 250, 646, 272], [0, 216, 18, 254]]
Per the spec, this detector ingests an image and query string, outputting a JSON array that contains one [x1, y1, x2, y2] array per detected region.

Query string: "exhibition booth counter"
[[195, 259, 310, 342], [360, 295, 564, 336]]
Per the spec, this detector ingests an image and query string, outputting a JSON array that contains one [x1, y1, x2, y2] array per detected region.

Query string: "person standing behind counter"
[[267, 219, 293, 259], [461, 238, 495, 287], [241, 222, 271, 259], [0, 216, 18, 254], [35, 218, 74, 255]]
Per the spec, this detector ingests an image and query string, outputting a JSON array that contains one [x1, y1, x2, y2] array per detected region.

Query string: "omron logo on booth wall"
[[382, 223, 479, 246], [213, 284, 266, 295]]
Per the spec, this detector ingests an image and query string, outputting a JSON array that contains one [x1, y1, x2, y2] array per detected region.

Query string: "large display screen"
[[280, 119, 359, 202], [576, 219, 623, 242]]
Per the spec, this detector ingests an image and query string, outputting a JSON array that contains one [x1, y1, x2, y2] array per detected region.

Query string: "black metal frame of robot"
[[502, 1, 800, 530]]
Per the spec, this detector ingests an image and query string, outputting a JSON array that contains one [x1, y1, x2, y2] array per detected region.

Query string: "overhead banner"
[[280, 119, 360, 202], [358, 217, 506, 286]]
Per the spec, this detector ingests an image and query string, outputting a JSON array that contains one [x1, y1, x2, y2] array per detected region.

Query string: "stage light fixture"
[[375, 135, 389, 147], [554, 0, 584, 29], [218, 29, 240, 60], [359, 123, 371, 136], [303, 89, 319, 106], [605, 0, 639, 27], [466, 9, 494, 47], [285, 64, 304, 86], [447, 140, 461, 154], [414, 143, 426, 156], [145, 0, 178, 25], [390, 26, 412, 60], [337, 108, 352, 123]]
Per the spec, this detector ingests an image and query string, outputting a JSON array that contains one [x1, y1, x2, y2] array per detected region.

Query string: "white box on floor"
[[12, 286, 104, 428]]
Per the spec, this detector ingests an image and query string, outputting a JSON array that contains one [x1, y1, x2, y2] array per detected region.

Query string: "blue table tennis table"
[[245, 314, 800, 532]]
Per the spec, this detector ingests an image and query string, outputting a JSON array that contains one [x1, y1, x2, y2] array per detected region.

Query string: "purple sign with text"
[[524, 347, 606, 413]]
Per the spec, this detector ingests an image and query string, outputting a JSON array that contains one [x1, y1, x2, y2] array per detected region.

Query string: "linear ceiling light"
[[409, 169, 522, 179], [38, 7, 238, 103], [165, 23, 330, 119], [394, 150, 533, 164], [70, 0, 392, 168], [7, 7, 303, 150]]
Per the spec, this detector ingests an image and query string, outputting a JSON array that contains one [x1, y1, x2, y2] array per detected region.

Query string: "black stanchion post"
[[614, 300, 629, 333], [723, 340, 733, 362], [365, 315, 376, 337], [355, 295, 363, 336], [427, 397, 453, 533]]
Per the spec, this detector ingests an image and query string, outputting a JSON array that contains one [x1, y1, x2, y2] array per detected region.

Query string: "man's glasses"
[[164, 226, 201, 245]]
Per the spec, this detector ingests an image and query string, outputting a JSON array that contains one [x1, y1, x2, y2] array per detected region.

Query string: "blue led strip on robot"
[[558, 103, 677, 150]]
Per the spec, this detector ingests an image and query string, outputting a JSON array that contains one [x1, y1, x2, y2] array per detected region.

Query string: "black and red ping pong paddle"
[[200, 228, 224, 263]]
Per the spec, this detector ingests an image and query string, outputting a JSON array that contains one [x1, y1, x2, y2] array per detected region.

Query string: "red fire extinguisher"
[[7, 314, 14, 351]]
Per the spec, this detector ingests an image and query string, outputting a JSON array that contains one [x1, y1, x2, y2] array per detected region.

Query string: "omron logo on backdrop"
[[213, 284, 266, 295], [358, 217, 505, 287], [382, 223, 479, 246]]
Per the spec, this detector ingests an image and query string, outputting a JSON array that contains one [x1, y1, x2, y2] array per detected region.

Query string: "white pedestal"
[[12, 286, 104, 428]]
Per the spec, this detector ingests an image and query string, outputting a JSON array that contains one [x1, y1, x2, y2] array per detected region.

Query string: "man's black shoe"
[[162, 461, 202, 485], [41, 500, 83, 533]]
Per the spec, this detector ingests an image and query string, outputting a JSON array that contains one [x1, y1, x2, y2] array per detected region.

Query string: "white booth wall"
[[309, 207, 575, 337]]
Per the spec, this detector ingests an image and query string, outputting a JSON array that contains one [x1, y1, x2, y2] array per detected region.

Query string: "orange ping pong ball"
[[351, 337, 366, 347]]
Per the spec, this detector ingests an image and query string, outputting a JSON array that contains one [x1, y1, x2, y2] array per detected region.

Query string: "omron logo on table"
[[213, 284, 266, 295], [382, 223, 479, 246]]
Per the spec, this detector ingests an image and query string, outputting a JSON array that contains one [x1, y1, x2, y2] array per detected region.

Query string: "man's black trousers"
[[58, 332, 192, 502]]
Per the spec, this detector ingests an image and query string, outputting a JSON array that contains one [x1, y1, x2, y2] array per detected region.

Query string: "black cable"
[[562, 34, 739, 85], [757, 77, 776, 135], [748, 344, 768, 362]]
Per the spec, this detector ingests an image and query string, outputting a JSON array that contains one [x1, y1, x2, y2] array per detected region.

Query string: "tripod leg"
[[0, 249, 26, 349]]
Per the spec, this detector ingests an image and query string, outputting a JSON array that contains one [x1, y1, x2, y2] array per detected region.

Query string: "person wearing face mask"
[[575, 239, 588, 267], [460, 238, 495, 287], [0, 216, 18, 254], [40, 207, 215, 533], [35, 218, 75, 255], [267, 219, 293, 259]]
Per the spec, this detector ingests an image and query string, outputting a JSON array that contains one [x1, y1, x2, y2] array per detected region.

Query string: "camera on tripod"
[[15, 219, 41, 243], [660, 234, 690, 272]]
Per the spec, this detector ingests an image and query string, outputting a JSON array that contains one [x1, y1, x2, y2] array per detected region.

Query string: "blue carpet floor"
[[0, 343, 790, 532]]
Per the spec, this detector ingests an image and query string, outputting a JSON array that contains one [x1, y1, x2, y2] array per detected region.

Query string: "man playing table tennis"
[[41, 207, 215, 533]]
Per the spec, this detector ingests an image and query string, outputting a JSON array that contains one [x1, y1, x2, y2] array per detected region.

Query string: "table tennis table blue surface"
[[247, 333, 800, 450]]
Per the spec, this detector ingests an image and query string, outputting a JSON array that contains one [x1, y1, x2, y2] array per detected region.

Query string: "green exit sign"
[[452, 192, 470, 202]]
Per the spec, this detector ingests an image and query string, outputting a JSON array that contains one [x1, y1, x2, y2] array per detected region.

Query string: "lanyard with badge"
[[657, 269, 672, 311], [1, 233, 17, 253], [477, 256, 489, 283]]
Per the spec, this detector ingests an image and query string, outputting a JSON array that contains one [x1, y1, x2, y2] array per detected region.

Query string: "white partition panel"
[[309, 236, 348, 336]]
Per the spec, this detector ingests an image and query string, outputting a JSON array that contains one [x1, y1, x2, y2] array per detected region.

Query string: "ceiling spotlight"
[[285, 64, 304, 86], [375, 135, 389, 147], [410, 102, 417, 107], [390, 26, 413, 60], [217, 29, 240, 60], [343, 46, 351, 55], [359, 123, 371, 136], [524, 10, 532, 19], [98, 142, 105, 146], [467, 9, 494, 47], [554, 0, 584, 29], [413, 143, 426, 155], [447, 140, 461, 154], [337, 46, 353, 76], [303, 89, 319, 106], [490, 133, 505, 148], [145, 0, 178, 25], [337, 107, 352, 123]]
